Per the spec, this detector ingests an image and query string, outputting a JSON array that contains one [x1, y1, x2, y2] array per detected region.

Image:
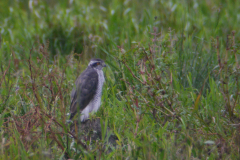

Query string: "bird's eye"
[[97, 62, 100, 65]]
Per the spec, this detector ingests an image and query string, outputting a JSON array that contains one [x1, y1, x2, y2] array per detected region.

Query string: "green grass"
[[0, 0, 240, 159]]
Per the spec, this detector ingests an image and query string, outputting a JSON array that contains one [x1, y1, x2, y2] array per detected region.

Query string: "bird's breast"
[[91, 69, 105, 112]]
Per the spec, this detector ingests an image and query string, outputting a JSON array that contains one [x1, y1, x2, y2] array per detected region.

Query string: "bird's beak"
[[103, 63, 107, 67]]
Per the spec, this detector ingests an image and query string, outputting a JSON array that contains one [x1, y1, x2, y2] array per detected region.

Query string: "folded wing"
[[69, 68, 98, 120]]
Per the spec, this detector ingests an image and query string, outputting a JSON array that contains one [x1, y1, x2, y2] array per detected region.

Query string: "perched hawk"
[[69, 58, 106, 122]]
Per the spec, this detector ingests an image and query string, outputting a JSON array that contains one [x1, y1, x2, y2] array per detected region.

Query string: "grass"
[[0, 0, 240, 159]]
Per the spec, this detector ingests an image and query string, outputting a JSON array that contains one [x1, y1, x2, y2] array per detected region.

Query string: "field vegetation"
[[0, 0, 240, 159]]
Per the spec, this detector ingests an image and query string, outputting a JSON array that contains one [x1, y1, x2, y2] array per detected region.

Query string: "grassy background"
[[0, 0, 239, 159]]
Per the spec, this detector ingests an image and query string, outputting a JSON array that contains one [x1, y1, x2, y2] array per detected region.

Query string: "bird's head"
[[88, 58, 106, 70]]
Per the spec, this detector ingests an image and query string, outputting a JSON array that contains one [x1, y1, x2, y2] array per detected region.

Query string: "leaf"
[[193, 75, 209, 113], [204, 140, 215, 145], [193, 91, 201, 113], [100, 118, 108, 141], [113, 124, 121, 143]]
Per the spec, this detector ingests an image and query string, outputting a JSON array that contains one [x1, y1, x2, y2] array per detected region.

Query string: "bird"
[[69, 58, 106, 122]]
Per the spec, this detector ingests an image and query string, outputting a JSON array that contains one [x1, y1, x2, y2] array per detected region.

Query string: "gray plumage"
[[70, 58, 106, 122]]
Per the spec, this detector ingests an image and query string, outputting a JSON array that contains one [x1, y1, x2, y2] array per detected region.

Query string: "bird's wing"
[[69, 68, 98, 120]]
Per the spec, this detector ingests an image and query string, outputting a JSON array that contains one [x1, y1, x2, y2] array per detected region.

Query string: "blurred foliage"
[[0, 0, 240, 159]]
